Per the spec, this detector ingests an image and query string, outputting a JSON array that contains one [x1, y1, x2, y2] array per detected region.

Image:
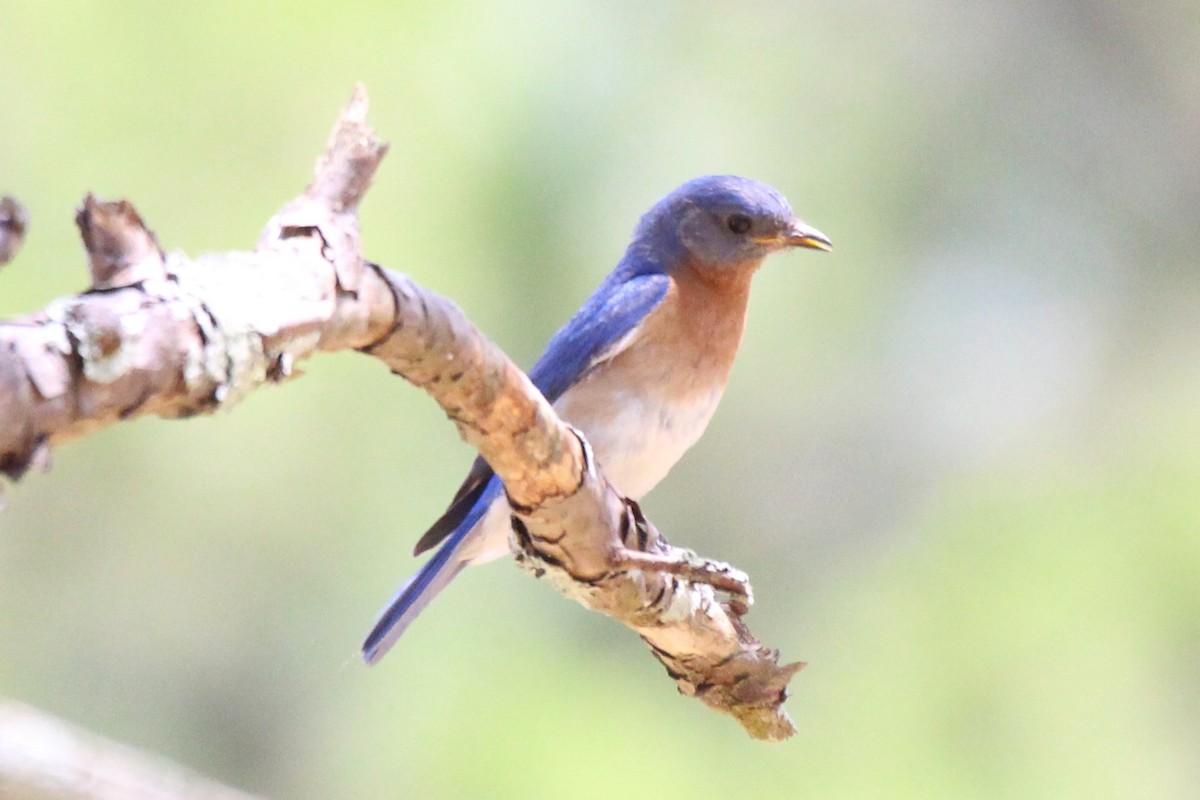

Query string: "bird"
[[362, 174, 831, 664]]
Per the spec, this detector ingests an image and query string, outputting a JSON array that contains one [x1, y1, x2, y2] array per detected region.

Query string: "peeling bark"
[[0, 85, 804, 740]]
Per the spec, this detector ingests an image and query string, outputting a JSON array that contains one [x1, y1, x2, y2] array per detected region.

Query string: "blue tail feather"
[[362, 478, 501, 664]]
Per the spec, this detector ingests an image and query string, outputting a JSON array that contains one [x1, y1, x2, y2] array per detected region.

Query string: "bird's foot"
[[615, 548, 754, 616]]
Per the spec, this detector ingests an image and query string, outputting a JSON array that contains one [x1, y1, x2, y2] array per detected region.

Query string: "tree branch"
[[0, 86, 804, 740], [0, 700, 266, 800]]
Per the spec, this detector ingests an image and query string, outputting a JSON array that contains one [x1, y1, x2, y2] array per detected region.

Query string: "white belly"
[[571, 387, 723, 500]]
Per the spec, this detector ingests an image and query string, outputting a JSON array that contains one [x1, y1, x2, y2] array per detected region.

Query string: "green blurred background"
[[2, 1, 1198, 797]]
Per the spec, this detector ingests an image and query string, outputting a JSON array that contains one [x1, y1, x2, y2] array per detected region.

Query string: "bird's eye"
[[727, 214, 752, 235]]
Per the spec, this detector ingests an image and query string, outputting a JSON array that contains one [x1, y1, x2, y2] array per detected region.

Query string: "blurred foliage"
[[2, 1, 1198, 797]]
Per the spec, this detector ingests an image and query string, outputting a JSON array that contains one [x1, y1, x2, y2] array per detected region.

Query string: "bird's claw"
[[615, 548, 754, 616]]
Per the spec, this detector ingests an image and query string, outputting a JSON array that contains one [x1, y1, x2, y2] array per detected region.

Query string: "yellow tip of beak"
[[784, 222, 833, 252]]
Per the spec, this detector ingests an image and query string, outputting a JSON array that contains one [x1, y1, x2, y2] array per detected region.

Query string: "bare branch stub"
[[75, 195, 166, 288], [308, 83, 389, 213], [0, 87, 395, 482], [261, 84, 389, 299], [0, 194, 28, 269]]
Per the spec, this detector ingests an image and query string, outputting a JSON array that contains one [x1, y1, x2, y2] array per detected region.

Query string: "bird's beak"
[[783, 219, 833, 252]]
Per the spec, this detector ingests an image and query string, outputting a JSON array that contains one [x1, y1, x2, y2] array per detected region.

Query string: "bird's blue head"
[[627, 175, 831, 276]]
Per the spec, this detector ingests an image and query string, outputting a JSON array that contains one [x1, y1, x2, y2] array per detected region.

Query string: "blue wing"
[[362, 270, 670, 662], [411, 270, 670, 557], [527, 271, 671, 403]]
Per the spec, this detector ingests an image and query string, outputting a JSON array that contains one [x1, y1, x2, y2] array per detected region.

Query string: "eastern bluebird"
[[363, 175, 831, 663]]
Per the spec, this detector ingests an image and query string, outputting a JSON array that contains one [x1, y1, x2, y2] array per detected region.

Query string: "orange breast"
[[552, 259, 757, 498], [615, 259, 754, 397]]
